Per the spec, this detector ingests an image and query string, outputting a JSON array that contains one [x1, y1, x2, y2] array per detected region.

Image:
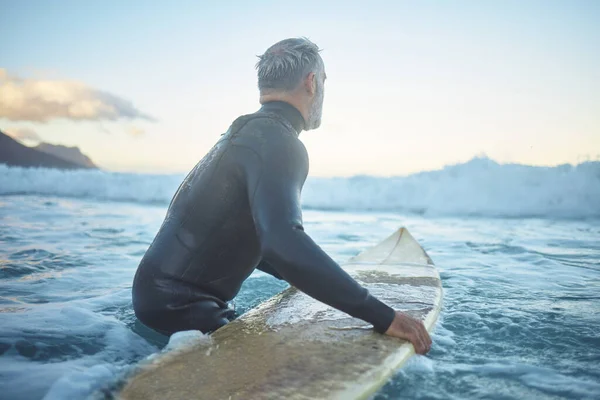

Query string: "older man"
[[132, 38, 431, 354]]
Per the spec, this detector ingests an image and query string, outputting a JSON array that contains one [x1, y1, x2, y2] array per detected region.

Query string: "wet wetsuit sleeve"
[[256, 260, 283, 280], [244, 130, 395, 334]]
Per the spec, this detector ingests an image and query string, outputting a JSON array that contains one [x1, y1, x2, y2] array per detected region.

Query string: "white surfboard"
[[119, 227, 443, 400]]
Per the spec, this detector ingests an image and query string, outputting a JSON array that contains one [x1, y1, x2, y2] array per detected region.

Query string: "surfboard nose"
[[348, 228, 434, 265]]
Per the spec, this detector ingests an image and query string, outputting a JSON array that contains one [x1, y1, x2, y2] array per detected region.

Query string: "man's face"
[[306, 70, 326, 130]]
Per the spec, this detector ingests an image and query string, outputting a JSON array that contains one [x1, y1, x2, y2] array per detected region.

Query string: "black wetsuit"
[[132, 101, 395, 335]]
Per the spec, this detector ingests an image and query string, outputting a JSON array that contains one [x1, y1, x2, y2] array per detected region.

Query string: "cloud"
[[0, 68, 155, 123], [4, 127, 41, 141]]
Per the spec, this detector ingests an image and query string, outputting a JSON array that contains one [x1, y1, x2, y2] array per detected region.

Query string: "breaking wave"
[[1, 157, 598, 219]]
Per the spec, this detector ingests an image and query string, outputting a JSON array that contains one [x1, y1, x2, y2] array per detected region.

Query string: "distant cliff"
[[0, 130, 98, 170], [34, 142, 97, 168]]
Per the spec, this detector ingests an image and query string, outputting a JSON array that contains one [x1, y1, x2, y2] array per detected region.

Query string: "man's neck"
[[259, 100, 306, 134], [259, 93, 308, 125]]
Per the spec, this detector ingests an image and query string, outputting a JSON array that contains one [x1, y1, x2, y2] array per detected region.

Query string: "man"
[[132, 37, 431, 354]]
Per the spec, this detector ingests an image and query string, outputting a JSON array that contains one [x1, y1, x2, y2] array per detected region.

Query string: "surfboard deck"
[[119, 227, 443, 400]]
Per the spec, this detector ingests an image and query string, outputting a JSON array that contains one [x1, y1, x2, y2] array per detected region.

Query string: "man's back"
[[131, 102, 312, 333]]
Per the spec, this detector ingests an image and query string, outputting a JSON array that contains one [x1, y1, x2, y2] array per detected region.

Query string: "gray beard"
[[306, 80, 324, 130]]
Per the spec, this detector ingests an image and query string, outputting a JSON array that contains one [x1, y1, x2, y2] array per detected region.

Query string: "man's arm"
[[242, 128, 395, 333]]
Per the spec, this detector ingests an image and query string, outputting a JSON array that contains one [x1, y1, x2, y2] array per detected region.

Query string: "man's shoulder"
[[228, 112, 307, 164]]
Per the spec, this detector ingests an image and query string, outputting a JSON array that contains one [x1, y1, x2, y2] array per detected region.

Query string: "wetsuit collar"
[[259, 101, 305, 135]]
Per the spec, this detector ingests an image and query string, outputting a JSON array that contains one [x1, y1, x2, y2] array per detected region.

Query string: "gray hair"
[[256, 37, 323, 93]]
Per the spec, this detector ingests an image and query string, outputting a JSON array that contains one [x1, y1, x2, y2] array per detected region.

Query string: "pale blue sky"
[[1, 0, 599, 175]]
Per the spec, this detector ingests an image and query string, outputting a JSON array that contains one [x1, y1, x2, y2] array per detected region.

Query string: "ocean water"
[[0, 159, 599, 400]]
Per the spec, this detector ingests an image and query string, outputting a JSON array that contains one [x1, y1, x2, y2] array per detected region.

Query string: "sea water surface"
[[0, 159, 599, 399]]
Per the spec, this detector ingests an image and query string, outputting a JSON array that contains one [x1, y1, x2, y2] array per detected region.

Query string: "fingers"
[[418, 321, 431, 354], [385, 311, 433, 355], [409, 334, 422, 354], [411, 321, 431, 355], [411, 331, 427, 355]]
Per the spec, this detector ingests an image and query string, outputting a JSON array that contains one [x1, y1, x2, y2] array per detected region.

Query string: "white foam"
[[42, 364, 118, 400], [1, 157, 598, 218], [0, 303, 157, 400], [302, 158, 600, 218], [164, 330, 211, 352], [405, 355, 435, 373], [0, 165, 182, 205]]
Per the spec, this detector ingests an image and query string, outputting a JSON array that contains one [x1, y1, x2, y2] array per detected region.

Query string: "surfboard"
[[119, 227, 443, 400]]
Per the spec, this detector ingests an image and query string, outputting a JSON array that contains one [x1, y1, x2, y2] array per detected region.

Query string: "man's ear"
[[304, 72, 316, 95]]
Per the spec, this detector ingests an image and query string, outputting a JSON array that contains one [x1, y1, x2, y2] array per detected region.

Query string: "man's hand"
[[384, 311, 432, 354]]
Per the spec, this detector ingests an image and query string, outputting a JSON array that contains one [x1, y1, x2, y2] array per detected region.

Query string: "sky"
[[1, 0, 599, 176]]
